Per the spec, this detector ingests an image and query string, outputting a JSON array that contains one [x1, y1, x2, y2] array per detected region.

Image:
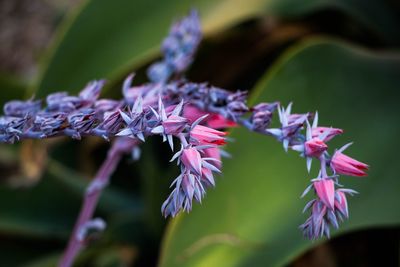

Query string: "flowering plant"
[[0, 11, 368, 267]]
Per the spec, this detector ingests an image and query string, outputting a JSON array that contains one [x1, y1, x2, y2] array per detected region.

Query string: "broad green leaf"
[[0, 157, 143, 239], [47, 159, 143, 214], [0, 172, 80, 240], [33, 0, 268, 97], [158, 39, 400, 267], [269, 0, 400, 45], [0, 158, 144, 265], [24, 253, 60, 267], [33, 0, 400, 97], [0, 242, 61, 267]]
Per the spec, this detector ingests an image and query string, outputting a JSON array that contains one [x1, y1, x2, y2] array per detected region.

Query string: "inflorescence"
[[0, 10, 368, 240]]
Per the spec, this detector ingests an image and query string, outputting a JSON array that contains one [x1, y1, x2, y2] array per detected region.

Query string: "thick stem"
[[59, 138, 138, 267]]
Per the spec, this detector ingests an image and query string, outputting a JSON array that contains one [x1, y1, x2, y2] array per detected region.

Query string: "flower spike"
[[0, 11, 367, 244]]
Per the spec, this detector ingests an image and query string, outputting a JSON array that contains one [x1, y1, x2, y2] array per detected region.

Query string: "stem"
[[59, 138, 138, 267], [320, 155, 328, 177]]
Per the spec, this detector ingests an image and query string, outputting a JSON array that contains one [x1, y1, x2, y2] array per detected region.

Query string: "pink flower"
[[183, 104, 236, 129], [190, 125, 226, 145], [181, 147, 202, 175], [312, 127, 343, 142], [313, 178, 335, 210], [330, 151, 368, 177], [304, 138, 328, 158], [162, 115, 188, 134]]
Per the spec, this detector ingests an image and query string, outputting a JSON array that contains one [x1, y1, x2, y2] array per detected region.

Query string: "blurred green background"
[[0, 0, 399, 266]]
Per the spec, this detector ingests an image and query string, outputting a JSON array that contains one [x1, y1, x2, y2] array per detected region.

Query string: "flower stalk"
[[59, 138, 138, 267]]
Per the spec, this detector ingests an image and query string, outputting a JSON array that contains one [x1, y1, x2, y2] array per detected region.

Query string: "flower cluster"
[[0, 11, 368, 239], [147, 10, 202, 83], [296, 117, 368, 239]]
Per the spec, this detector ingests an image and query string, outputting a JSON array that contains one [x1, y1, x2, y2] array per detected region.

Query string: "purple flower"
[[116, 97, 146, 142], [150, 99, 188, 150], [97, 110, 123, 137], [68, 109, 98, 139], [300, 200, 329, 239], [35, 112, 67, 137], [161, 171, 205, 217], [4, 99, 41, 117], [94, 99, 121, 112], [267, 103, 307, 151], [148, 10, 202, 83], [250, 102, 278, 130]]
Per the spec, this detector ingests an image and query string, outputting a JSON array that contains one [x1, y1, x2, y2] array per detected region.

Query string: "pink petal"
[[314, 179, 335, 210]]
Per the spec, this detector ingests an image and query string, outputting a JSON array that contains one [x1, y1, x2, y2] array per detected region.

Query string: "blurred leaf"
[[0, 240, 61, 267], [0, 73, 27, 106], [0, 157, 142, 240], [24, 253, 60, 267], [158, 39, 400, 267], [0, 172, 80, 239], [47, 159, 143, 214], [33, 0, 267, 97], [33, 0, 400, 97], [23, 245, 137, 267], [269, 0, 400, 45]]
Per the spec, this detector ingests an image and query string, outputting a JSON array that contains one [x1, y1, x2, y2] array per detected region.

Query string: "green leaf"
[[0, 172, 80, 240], [268, 0, 400, 45], [158, 39, 400, 267], [33, 0, 266, 97], [33, 0, 400, 97], [47, 159, 143, 214], [0, 73, 28, 106], [0, 157, 142, 240], [23, 253, 61, 267]]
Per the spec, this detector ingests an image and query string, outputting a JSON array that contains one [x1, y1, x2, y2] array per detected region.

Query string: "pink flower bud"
[[330, 151, 368, 177], [181, 147, 202, 175], [304, 138, 328, 158], [313, 179, 335, 210], [190, 125, 226, 145], [312, 127, 343, 142], [162, 115, 188, 134]]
